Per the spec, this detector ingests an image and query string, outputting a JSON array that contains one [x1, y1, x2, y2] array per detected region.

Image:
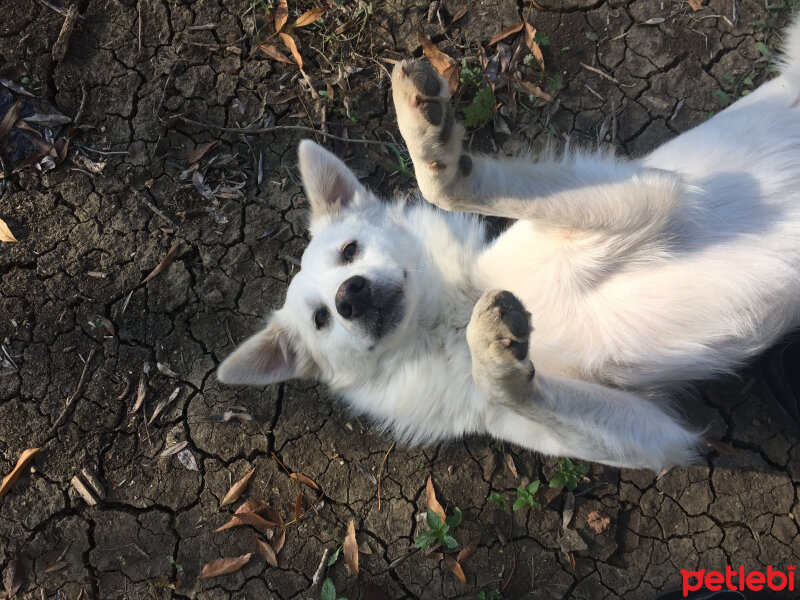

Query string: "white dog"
[[218, 21, 800, 471]]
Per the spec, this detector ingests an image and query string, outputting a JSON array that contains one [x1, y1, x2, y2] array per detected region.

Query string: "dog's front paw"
[[467, 290, 535, 399]]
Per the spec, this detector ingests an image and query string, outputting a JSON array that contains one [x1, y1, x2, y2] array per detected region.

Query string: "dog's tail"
[[778, 17, 800, 86]]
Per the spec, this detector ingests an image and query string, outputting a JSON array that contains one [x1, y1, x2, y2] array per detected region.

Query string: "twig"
[[73, 84, 87, 126], [376, 441, 394, 512], [580, 62, 632, 87], [46, 349, 97, 438], [52, 4, 80, 63], [137, 0, 143, 54], [372, 546, 423, 575], [311, 548, 330, 586], [130, 188, 177, 228], [172, 114, 391, 146], [154, 69, 174, 122]]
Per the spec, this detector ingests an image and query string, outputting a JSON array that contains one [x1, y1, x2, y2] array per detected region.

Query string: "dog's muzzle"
[[335, 275, 405, 340]]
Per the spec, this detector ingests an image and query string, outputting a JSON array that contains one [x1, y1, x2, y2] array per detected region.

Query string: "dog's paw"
[[467, 290, 535, 396], [391, 60, 467, 174]]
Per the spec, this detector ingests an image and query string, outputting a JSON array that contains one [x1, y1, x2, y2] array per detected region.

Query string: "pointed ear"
[[217, 315, 310, 386], [298, 140, 367, 222]]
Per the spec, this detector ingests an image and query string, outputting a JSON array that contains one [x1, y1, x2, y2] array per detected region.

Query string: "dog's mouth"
[[371, 285, 405, 341]]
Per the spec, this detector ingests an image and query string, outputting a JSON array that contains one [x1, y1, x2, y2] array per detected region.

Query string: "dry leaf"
[[567, 550, 576, 571], [279, 33, 303, 69], [156, 362, 179, 378], [705, 438, 739, 456], [0, 99, 22, 140], [293, 492, 303, 521], [504, 454, 519, 479], [444, 554, 466, 583], [198, 553, 251, 579], [0, 448, 40, 500], [43, 561, 68, 574], [274, 0, 288, 32], [215, 511, 279, 533], [641, 17, 665, 25], [343, 519, 359, 575], [289, 472, 319, 490], [2, 547, 24, 598], [688, 0, 703, 10], [524, 23, 545, 70], [0, 218, 18, 243], [586, 510, 611, 534], [259, 44, 294, 64], [519, 80, 554, 102], [160, 441, 187, 457], [187, 140, 217, 164], [236, 497, 267, 515], [256, 537, 278, 567], [451, 7, 467, 24], [272, 528, 286, 555], [131, 371, 146, 414], [425, 475, 447, 523], [295, 6, 327, 27], [141, 241, 180, 285], [456, 536, 480, 565], [488, 21, 523, 46], [220, 468, 255, 508], [562, 491, 575, 532], [417, 30, 459, 94]]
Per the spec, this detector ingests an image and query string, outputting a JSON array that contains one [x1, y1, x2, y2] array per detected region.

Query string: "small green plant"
[[463, 87, 496, 128], [513, 480, 541, 511], [549, 458, 589, 491], [414, 507, 462, 549], [489, 492, 507, 509], [324, 528, 344, 566], [547, 74, 564, 92], [321, 578, 348, 600], [533, 31, 550, 46], [478, 590, 503, 600], [715, 89, 732, 107], [168, 555, 184, 575], [459, 59, 482, 88], [387, 144, 413, 176]]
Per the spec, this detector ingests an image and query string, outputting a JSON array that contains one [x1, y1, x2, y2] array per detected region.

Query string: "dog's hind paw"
[[391, 60, 468, 187], [467, 290, 536, 400]]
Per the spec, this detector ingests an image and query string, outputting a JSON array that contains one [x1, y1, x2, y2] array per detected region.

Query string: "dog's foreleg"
[[392, 61, 685, 235], [466, 289, 701, 471]]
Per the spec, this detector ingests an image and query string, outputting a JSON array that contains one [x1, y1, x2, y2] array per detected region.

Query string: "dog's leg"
[[466, 289, 701, 470], [391, 61, 685, 234]]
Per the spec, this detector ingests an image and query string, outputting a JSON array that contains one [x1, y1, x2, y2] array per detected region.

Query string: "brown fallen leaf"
[[131, 371, 146, 414], [289, 472, 319, 490], [488, 21, 523, 46], [0, 218, 19, 243], [451, 7, 467, 24], [255, 537, 278, 567], [272, 527, 286, 555], [504, 454, 519, 479], [456, 536, 480, 565], [567, 550, 576, 571], [215, 511, 279, 533], [220, 468, 255, 508], [0, 99, 22, 140], [198, 553, 251, 579], [425, 475, 447, 523], [0, 448, 41, 500], [279, 33, 303, 69], [187, 140, 218, 164], [43, 561, 68, 574], [705, 438, 739, 456], [444, 555, 466, 583], [417, 30, 459, 94], [519, 80, 554, 102], [3, 547, 24, 598], [274, 0, 288, 32], [688, 0, 704, 10], [293, 492, 303, 521], [295, 6, 327, 27], [51, 4, 79, 62], [343, 519, 359, 574], [259, 44, 294, 64], [236, 497, 267, 515], [524, 23, 545, 70], [586, 510, 611, 535], [160, 441, 188, 457], [141, 241, 180, 285]]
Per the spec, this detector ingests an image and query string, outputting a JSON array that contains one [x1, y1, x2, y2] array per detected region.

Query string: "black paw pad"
[[420, 101, 443, 126], [493, 291, 531, 338], [410, 68, 441, 96], [507, 339, 529, 361]]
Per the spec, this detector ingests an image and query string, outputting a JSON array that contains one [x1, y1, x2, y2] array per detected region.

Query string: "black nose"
[[336, 276, 371, 319]]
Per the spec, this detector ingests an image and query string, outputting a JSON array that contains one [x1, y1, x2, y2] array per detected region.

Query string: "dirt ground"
[[1, 0, 799, 598]]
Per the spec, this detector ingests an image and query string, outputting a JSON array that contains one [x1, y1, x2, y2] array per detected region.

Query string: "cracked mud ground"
[[1, 0, 799, 598]]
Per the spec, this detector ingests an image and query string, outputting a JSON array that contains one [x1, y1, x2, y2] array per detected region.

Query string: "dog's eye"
[[341, 241, 359, 263], [314, 307, 330, 330]]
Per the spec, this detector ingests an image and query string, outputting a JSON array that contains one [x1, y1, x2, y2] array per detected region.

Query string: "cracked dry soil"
[[1, 0, 799, 598]]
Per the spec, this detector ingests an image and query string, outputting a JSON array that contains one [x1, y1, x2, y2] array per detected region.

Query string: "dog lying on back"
[[218, 21, 800, 471]]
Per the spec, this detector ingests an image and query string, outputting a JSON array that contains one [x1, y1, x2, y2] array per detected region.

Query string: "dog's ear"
[[298, 140, 368, 222], [217, 315, 310, 385]]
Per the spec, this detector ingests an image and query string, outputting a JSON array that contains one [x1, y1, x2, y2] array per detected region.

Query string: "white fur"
[[218, 22, 800, 471]]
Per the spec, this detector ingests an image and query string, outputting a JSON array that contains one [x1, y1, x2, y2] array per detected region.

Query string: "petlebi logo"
[[681, 565, 795, 596]]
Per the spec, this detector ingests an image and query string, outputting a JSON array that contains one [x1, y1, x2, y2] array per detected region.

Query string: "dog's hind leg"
[[467, 289, 701, 471], [391, 60, 686, 236]]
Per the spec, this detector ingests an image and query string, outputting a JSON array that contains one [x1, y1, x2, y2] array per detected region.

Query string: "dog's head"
[[217, 140, 425, 389]]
